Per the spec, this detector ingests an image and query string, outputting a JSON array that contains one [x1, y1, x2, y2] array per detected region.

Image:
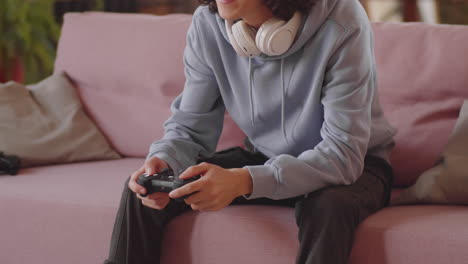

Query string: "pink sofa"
[[1, 12, 468, 264]]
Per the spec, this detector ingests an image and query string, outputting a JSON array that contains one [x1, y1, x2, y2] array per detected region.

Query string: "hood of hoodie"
[[215, 0, 339, 60], [213, 0, 340, 143]]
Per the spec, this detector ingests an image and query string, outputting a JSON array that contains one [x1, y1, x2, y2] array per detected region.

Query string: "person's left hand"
[[169, 162, 253, 212]]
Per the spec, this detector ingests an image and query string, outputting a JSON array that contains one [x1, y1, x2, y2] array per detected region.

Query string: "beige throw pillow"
[[0, 72, 121, 167], [391, 100, 468, 205]]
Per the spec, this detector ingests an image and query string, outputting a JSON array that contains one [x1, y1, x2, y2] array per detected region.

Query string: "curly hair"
[[197, 0, 316, 20]]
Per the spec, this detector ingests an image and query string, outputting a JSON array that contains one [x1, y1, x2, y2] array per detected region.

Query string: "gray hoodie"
[[148, 0, 396, 200]]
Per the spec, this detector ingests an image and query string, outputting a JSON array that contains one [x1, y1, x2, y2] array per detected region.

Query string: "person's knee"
[[295, 188, 358, 226], [124, 176, 131, 187], [121, 176, 134, 197]]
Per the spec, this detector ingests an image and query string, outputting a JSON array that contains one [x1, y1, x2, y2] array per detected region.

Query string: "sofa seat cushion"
[[162, 202, 468, 264], [0, 158, 142, 207], [350, 205, 468, 264], [0, 158, 143, 264], [2, 160, 467, 264], [161, 205, 299, 264]]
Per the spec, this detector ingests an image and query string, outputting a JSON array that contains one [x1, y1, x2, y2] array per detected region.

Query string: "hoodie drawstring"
[[249, 57, 255, 127], [280, 58, 288, 144], [248, 57, 289, 143]]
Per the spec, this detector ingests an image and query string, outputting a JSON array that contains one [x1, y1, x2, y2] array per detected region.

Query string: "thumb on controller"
[[133, 156, 164, 195], [144, 156, 169, 175]]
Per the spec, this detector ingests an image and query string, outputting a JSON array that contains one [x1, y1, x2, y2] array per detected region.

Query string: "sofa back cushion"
[[54, 12, 245, 158], [372, 23, 468, 186], [55, 13, 468, 187]]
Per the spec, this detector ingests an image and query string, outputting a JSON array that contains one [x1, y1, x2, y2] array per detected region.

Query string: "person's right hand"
[[128, 156, 171, 210]]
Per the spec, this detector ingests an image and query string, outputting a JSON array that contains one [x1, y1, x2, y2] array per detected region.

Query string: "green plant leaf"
[[1, 0, 60, 83]]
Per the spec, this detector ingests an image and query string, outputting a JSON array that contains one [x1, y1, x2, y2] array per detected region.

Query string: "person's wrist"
[[232, 168, 253, 196]]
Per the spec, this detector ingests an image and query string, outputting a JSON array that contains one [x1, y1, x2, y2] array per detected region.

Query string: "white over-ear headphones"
[[225, 11, 302, 57]]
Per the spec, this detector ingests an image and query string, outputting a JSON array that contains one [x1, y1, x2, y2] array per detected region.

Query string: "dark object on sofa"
[[0, 152, 21, 175]]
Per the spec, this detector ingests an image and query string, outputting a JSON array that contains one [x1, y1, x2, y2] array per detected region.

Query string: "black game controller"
[[0, 152, 20, 176], [137, 168, 201, 202]]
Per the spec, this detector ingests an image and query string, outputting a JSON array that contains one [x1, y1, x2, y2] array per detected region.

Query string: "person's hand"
[[128, 156, 171, 210], [169, 162, 253, 212]]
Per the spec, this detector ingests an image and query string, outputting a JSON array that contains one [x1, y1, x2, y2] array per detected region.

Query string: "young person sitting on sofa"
[[104, 0, 396, 263]]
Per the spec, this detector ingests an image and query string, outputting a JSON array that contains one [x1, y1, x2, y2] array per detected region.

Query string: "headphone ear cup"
[[256, 12, 302, 56], [225, 20, 248, 56], [256, 18, 286, 56], [232, 21, 261, 57]]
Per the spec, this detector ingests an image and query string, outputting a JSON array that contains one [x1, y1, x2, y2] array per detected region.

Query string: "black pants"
[[104, 147, 393, 264]]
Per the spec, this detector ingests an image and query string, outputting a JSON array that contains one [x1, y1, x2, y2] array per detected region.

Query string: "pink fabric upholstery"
[[372, 22, 468, 186], [54, 12, 245, 158], [162, 206, 299, 264], [0, 158, 143, 264], [3, 168, 468, 264], [349, 205, 468, 264], [161, 201, 468, 264]]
